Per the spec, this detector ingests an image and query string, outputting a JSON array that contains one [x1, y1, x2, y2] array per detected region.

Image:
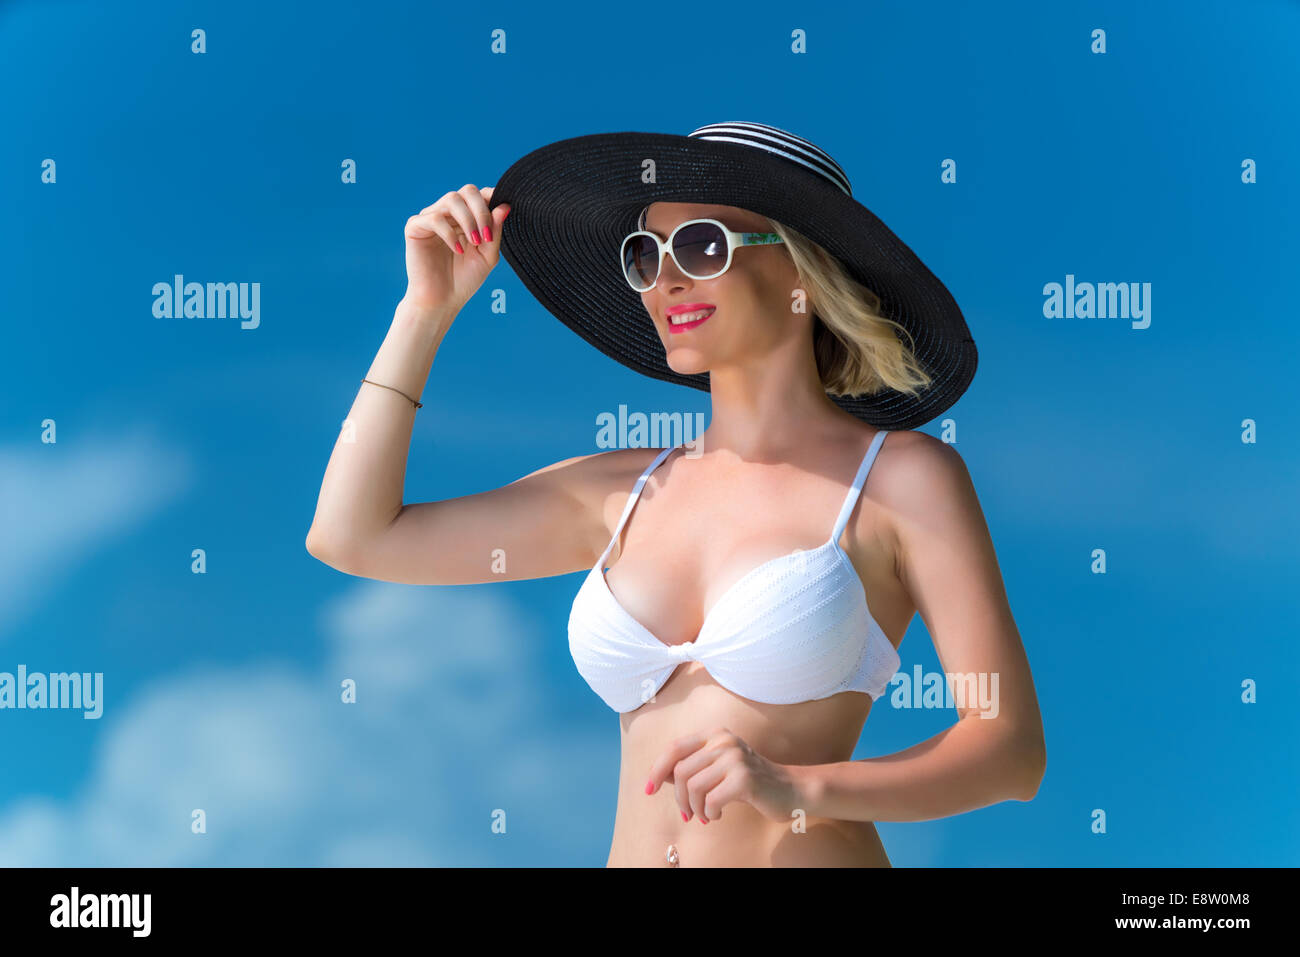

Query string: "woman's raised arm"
[[305, 185, 615, 584]]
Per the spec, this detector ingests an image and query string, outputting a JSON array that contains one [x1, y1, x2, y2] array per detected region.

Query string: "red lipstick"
[[665, 303, 716, 334]]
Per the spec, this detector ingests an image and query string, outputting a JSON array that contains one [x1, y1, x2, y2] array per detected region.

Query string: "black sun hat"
[[487, 120, 976, 430]]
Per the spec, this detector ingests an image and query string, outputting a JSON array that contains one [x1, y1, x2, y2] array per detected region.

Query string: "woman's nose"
[[656, 252, 691, 292]]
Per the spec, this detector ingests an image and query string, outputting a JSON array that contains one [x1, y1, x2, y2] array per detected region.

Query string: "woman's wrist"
[[788, 762, 827, 818], [395, 294, 456, 332], [359, 298, 451, 405]]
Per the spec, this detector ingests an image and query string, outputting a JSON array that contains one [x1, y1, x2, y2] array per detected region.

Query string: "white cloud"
[[0, 580, 613, 866], [0, 431, 193, 639]]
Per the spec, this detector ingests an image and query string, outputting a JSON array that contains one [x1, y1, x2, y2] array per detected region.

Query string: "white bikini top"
[[568, 430, 900, 713]]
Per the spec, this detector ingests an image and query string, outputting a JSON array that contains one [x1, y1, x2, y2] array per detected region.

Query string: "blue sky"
[[1, 0, 1297, 865]]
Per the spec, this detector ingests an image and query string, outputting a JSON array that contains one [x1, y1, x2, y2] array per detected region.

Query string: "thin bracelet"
[[361, 378, 423, 409]]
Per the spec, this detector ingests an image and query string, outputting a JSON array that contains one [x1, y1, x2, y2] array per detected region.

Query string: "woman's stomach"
[[606, 662, 889, 867]]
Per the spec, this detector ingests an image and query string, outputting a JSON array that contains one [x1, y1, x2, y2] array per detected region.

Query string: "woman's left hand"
[[645, 727, 806, 823]]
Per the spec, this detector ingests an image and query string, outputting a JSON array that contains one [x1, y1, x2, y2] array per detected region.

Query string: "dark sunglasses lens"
[[672, 222, 728, 278], [623, 235, 659, 290]]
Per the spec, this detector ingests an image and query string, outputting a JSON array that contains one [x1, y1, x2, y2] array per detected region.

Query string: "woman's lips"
[[667, 307, 715, 334]]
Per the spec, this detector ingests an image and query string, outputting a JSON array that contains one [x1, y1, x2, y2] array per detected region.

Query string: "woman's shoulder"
[[515, 444, 673, 517], [577, 443, 684, 509], [866, 428, 983, 562], [872, 427, 972, 501]]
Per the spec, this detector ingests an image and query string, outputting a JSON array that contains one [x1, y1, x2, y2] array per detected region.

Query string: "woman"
[[306, 121, 1046, 867]]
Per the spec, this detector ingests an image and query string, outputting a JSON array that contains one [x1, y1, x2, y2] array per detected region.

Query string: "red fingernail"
[[681, 811, 688, 822], [454, 241, 464, 254], [470, 229, 481, 244], [645, 780, 654, 795], [701, 817, 708, 824], [483, 225, 492, 241]]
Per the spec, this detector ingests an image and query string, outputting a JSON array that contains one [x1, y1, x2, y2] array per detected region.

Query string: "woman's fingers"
[[436, 191, 480, 251], [686, 758, 732, 823], [442, 186, 487, 247], [671, 747, 723, 822], [405, 211, 462, 253], [480, 186, 510, 234], [408, 185, 506, 256], [457, 184, 497, 244]]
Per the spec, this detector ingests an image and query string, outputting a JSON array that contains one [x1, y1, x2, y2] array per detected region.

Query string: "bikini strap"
[[597, 445, 680, 568], [830, 430, 890, 546]]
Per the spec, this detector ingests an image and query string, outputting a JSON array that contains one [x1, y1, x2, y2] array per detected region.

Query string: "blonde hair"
[[765, 216, 933, 401]]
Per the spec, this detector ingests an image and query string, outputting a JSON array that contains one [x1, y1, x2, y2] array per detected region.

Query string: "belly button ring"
[[665, 843, 679, 867]]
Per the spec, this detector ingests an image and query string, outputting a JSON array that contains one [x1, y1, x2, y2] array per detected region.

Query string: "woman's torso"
[[595, 423, 916, 867]]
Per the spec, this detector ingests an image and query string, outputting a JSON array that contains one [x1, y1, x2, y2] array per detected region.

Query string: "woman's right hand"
[[402, 184, 511, 317]]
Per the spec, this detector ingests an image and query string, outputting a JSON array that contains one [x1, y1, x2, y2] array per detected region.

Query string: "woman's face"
[[638, 202, 809, 377]]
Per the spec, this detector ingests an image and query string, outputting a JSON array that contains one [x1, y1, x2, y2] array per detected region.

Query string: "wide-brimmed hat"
[[488, 120, 976, 429]]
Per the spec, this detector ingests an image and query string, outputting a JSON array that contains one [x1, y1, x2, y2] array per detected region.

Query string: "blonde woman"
[[307, 121, 1046, 867]]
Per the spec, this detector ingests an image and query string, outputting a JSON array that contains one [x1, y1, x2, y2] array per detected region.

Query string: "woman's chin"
[[664, 351, 710, 376]]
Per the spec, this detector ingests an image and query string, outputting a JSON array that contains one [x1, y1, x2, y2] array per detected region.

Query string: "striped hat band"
[[637, 121, 853, 231]]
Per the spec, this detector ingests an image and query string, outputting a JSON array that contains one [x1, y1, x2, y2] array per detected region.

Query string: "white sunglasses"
[[619, 218, 785, 292]]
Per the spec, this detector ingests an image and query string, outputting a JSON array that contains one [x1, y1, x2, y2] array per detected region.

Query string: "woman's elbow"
[[305, 527, 355, 571], [1013, 733, 1047, 801]]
